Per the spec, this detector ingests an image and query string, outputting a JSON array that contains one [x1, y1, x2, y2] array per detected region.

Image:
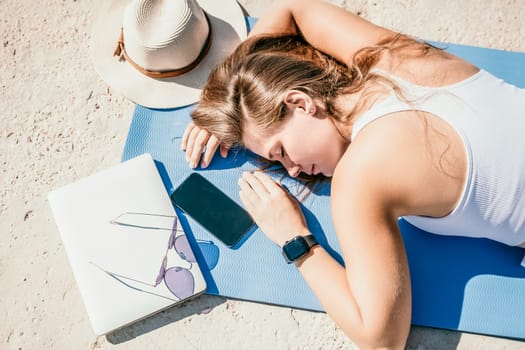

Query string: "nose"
[[288, 167, 301, 177], [284, 162, 301, 178], [278, 154, 301, 177]]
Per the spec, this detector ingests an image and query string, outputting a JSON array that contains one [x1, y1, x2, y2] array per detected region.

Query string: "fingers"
[[240, 171, 271, 196], [200, 135, 220, 168], [252, 171, 283, 195], [219, 144, 231, 158], [187, 128, 210, 168], [180, 121, 194, 151], [238, 179, 256, 211], [238, 171, 286, 206], [181, 122, 230, 168]]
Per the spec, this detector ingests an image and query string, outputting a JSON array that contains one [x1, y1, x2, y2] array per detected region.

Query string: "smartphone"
[[170, 173, 255, 247]]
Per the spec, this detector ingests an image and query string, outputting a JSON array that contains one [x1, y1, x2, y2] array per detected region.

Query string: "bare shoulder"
[[332, 110, 467, 218]]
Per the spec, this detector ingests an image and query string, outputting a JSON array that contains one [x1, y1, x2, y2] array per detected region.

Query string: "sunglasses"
[[90, 212, 199, 301]]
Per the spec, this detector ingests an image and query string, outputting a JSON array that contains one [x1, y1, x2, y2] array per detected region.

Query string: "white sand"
[[2, 0, 525, 349]]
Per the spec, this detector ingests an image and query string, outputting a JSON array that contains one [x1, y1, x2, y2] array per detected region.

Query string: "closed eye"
[[267, 145, 285, 161]]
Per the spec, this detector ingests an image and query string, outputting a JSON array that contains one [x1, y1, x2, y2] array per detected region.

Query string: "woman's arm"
[[301, 147, 413, 349], [249, 0, 395, 65], [237, 110, 464, 348], [327, 149, 412, 349], [238, 168, 411, 349], [238, 169, 411, 349], [326, 109, 465, 347]]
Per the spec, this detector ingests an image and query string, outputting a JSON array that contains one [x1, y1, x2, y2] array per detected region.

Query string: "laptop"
[[48, 153, 206, 335]]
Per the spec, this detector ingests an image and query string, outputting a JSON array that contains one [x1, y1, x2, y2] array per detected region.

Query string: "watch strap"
[[303, 234, 318, 249]]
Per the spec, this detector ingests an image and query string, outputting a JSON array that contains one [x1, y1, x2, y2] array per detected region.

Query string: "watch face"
[[283, 237, 308, 263]]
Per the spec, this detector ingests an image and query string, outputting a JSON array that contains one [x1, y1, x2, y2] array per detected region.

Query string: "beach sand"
[[2, 0, 525, 349]]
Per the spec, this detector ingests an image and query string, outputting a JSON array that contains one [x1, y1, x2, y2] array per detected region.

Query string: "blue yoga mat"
[[122, 18, 525, 339]]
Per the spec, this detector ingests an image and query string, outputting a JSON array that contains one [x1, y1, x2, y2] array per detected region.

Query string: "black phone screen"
[[170, 173, 255, 247]]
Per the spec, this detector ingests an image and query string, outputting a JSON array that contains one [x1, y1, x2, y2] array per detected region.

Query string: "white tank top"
[[351, 69, 525, 246]]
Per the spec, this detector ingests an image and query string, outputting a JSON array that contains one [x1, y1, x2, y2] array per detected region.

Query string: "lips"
[[300, 164, 317, 176]]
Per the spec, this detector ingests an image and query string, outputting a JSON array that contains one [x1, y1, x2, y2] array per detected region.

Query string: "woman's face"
[[243, 106, 349, 177]]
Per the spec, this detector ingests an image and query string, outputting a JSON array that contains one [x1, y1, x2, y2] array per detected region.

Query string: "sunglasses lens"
[[164, 266, 195, 300], [174, 235, 196, 263]]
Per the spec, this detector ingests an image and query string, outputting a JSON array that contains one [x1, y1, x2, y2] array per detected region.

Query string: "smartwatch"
[[282, 234, 319, 264]]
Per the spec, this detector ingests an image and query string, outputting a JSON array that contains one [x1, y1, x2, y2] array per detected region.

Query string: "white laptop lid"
[[48, 153, 206, 335]]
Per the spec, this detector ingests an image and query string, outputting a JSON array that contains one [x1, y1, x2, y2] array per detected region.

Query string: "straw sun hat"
[[90, 0, 247, 109]]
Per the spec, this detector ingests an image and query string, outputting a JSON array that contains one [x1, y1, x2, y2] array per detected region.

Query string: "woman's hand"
[[238, 171, 310, 247], [181, 121, 230, 168]]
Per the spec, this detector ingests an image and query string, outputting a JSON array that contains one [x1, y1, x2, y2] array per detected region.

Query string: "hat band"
[[113, 13, 213, 79]]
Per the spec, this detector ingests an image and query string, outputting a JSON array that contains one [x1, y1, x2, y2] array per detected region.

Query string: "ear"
[[283, 90, 316, 115]]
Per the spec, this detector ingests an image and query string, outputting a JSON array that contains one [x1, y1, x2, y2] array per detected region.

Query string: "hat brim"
[[90, 0, 247, 109]]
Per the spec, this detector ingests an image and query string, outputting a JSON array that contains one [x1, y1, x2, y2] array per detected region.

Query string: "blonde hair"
[[191, 33, 432, 149], [191, 33, 439, 194]]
